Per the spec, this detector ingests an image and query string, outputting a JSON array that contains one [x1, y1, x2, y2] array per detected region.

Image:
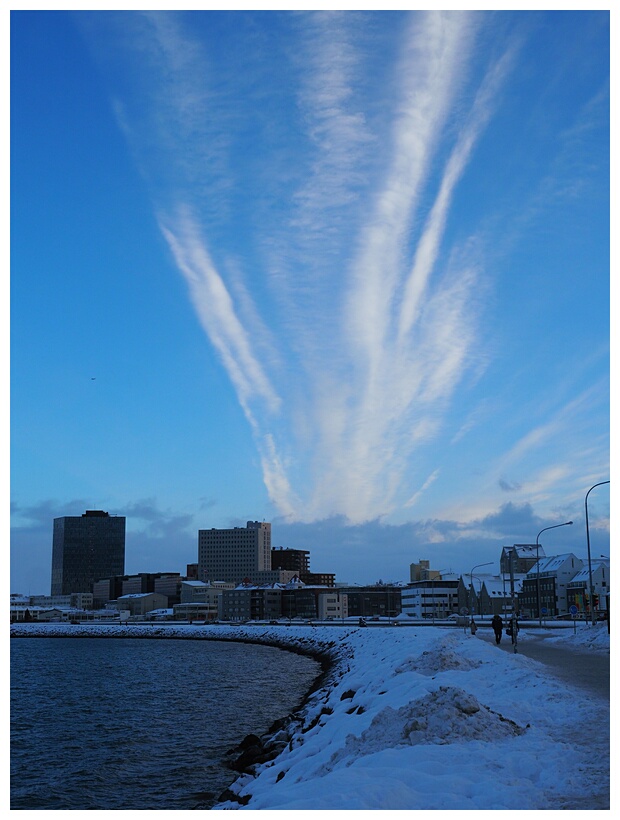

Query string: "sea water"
[[11, 636, 321, 809]]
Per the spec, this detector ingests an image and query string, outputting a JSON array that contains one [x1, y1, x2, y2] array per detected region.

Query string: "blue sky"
[[10, 10, 610, 594]]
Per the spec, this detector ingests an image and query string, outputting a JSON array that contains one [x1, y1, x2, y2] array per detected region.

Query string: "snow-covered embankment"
[[10, 622, 609, 810]]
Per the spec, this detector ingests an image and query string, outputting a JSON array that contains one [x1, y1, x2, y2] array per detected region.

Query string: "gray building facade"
[[198, 521, 271, 585], [51, 510, 126, 595]]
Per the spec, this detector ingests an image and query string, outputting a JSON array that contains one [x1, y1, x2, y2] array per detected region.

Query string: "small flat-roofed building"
[[110, 592, 168, 617]]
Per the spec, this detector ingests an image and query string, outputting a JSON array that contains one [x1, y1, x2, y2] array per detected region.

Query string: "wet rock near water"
[[225, 731, 290, 774]]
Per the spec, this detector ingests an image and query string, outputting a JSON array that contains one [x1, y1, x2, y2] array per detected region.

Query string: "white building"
[[565, 559, 610, 615], [177, 580, 234, 619], [521, 553, 583, 617], [401, 577, 459, 619], [317, 591, 348, 620], [180, 580, 211, 604]]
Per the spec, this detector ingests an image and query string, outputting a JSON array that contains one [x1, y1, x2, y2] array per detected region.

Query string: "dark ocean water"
[[10, 637, 321, 810]]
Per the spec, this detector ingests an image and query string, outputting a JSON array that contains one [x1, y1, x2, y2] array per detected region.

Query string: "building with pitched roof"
[[566, 559, 610, 617], [520, 553, 583, 617]]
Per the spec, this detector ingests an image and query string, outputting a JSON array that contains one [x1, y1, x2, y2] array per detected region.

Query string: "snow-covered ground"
[[10, 621, 610, 810]]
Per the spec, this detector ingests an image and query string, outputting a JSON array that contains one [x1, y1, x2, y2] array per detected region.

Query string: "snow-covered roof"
[[502, 544, 546, 559], [283, 575, 305, 588], [482, 578, 522, 596], [527, 553, 580, 575], [567, 562, 608, 584], [10, 605, 65, 612], [118, 592, 159, 599]]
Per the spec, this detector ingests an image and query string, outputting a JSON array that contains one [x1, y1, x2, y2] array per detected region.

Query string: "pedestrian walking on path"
[[506, 618, 520, 645], [492, 614, 503, 644], [470, 619, 477, 635]]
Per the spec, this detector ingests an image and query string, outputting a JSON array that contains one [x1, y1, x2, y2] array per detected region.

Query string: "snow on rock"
[[10, 621, 609, 810]]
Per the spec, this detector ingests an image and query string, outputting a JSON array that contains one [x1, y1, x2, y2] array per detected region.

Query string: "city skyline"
[[10, 11, 610, 594]]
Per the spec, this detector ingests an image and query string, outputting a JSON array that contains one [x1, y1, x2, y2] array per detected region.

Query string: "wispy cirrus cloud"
[[158, 207, 281, 422], [83, 10, 519, 525], [291, 11, 373, 233], [434, 379, 610, 525]]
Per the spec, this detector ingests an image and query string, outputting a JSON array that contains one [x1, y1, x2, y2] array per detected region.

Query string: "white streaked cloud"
[[396, 45, 518, 344], [404, 469, 441, 509], [291, 11, 373, 230], [85, 11, 559, 524], [345, 11, 477, 371], [434, 380, 610, 526], [258, 434, 300, 521], [159, 207, 281, 420]]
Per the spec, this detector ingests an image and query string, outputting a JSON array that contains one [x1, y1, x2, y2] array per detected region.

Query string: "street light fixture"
[[469, 562, 493, 620], [535, 521, 573, 628], [585, 481, 610, 626]]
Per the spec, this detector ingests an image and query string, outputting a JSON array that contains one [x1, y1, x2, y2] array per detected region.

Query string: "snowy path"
[[476, 628, 610, 699]]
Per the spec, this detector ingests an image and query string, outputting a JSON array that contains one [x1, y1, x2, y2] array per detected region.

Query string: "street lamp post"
[[585, 481, 610, 626], [535, 521, 573, 628], [469, 562, 493, 621], [471, 574, 484, 615]]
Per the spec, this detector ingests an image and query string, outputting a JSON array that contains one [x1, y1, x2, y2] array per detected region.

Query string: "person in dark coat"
[[506, 618, 520, 644], [491, 614, 503, 644]]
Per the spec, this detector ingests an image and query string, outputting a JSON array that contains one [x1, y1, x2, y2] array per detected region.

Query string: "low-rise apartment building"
[[565, 559, 609, 616], [520, 553, 583, 617]]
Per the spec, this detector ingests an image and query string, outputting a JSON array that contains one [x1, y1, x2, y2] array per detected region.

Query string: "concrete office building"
[[198, 521, 272, 585], [51, 510, 125, 595]]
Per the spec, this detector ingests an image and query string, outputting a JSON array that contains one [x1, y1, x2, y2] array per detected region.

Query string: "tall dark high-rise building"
[[51, 510, 126, 595], [271, 547, 310, 575]]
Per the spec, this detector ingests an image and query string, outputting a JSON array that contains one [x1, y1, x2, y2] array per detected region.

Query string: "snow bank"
[[10, 622, 609, 810], [540, 622, 610, 654]]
